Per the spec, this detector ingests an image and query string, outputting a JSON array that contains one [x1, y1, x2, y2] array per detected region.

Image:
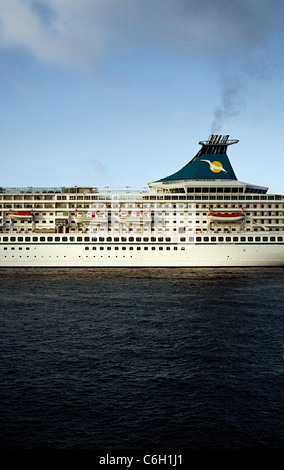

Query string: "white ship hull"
[[1, 237, 284, 267]]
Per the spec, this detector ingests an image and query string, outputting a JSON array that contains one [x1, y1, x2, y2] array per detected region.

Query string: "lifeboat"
[[9, 210, 33, 220], [207, 210, 245, 222], [119, 210, 151, 224], [120, 210, 141, 220], [74, 210, 107, 224], [74, 211, 95, 223]]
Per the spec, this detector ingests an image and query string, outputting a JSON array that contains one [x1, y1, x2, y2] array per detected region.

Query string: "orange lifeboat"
[[207, 209, 245, 222], [9, 211, 33, 220]]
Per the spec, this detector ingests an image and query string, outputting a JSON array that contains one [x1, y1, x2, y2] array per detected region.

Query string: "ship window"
[[263, 237, 268, 241], [233, 237, 239, 242], [218, 237, 224, 242], [240, 237, 246, 242], [158, 237, 163, 242], [180, 237, 186, 242], [62, 237, 67, 242], [226, 237, 231, 242], [255, 237, 261, 242], [136, 237, 141, 242], [40, 237, 45, 242], [32, 237, 38, 242], [121, 237, 127, 242], [25, 237, 31, 242], [77, 237, 82, 242], [114, 237, 119, 242], [85, 247, 89, 250], [188, 237, 194, 242], [107, 247, 111, 250], [196, 237, 202, 242], [100, 247, 104, 250], [143, 237, 149, 242], [277, 237, 283, 242], [248, 237, 253, 242], [270, 237, 275, 242], [137, 247, 141, 250], [92, 237, 97, 242], [211, 237, 216, 242], [151, 237, 156, 241], [47, 237, 53, 242], [165, 237, 171, 242], [85, 237, 90, 242], [159, 247, 163, 250], [151, 247, 155, 250], [144, 247, 148, 250], [129, 237, 134, 242], [18, 237, 23, 242]]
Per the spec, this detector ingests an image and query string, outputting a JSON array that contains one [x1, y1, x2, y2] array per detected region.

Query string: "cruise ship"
[[1, 134, 284, 267]]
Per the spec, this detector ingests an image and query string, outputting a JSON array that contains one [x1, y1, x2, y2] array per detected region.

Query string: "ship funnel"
[[153, 134, 238, 183]]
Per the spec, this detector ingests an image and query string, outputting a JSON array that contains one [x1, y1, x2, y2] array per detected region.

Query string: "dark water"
[[0, 267, 283, 450]]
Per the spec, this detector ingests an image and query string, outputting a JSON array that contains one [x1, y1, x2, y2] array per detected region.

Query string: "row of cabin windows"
[[1, 235, 283, 243], [2, 195, 283, 203], [0, 235, 172, 242], [2, 236, 283, 253]]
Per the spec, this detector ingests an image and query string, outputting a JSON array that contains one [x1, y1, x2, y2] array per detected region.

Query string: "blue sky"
[[1, 0, 284, 193]]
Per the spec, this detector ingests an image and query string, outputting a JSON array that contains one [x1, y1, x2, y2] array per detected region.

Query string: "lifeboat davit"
[[10, 211, 33, 220], [207, 210, 245, 222]]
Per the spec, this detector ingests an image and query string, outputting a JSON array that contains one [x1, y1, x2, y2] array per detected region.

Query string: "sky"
[[1, 0, 284, 193]]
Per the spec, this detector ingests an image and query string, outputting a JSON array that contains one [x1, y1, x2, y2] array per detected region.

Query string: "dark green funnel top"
[[155, 135, 239, 183]]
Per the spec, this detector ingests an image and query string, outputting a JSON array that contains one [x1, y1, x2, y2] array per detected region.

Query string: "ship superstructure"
[[1, 135, 284, 267]]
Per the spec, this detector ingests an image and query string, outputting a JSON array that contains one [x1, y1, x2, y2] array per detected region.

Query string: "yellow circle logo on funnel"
[[211, 161, 224, 173], [201, 159, 227, 173]]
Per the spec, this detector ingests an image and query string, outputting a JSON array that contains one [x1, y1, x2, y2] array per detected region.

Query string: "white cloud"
[[0, 0, 136, 66], [0, 0, 276, 68]]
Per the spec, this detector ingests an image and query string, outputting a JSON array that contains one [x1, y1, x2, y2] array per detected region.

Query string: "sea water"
[[0, 267, 283, 449]]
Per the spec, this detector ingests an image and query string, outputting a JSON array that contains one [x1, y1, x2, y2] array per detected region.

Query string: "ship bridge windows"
[[169, 188, 185, 193]]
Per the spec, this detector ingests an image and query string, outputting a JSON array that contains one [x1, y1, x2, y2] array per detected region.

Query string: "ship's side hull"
[[1, 239, 284, 267]]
